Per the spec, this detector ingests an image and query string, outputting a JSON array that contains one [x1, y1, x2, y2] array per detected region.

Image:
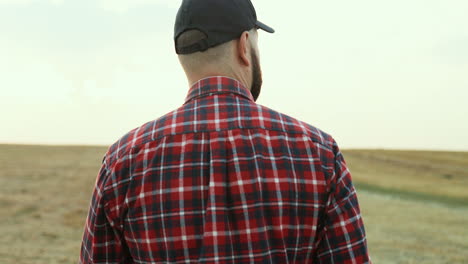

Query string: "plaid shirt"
[[80, 76, 371, 263]]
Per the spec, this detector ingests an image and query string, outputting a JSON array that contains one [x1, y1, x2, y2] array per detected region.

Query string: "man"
[[80, 0, 371, 263]]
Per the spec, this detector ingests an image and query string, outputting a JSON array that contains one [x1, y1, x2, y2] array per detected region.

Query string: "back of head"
[[174, 0, 274, 80], [176, 29, 235, 76]]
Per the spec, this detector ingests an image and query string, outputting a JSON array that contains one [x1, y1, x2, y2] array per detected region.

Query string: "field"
[[0, 144, 467, 263]]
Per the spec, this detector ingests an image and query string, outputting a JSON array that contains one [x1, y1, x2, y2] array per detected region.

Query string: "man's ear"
[[236, 31, 251, 67]]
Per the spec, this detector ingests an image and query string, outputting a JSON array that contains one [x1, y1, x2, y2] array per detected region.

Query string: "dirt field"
[[0, 145, 467, 263]]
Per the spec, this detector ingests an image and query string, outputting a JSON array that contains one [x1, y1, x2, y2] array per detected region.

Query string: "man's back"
[[81, 77, 370, 263]]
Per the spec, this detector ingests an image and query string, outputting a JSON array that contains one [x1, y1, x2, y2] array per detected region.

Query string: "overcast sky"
[[1, 0, 467, 151]]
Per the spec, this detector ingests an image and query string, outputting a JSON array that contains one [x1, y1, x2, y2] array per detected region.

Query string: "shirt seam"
[[184, 91, 253, 105], [127, 127, 334, 154]]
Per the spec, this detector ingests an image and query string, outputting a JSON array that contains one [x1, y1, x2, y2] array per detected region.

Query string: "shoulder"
[[255, 103, 337, 152], [103, 108, 181, 166]]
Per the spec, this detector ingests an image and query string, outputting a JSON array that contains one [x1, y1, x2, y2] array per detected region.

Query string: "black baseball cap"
[[174, 0, 274, 55]]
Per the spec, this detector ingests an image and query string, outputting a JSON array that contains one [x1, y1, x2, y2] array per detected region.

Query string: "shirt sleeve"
[[80, 161, 129, 263], [314, 144, 372, 263]]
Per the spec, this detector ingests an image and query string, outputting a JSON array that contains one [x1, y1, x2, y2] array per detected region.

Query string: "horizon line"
[[1, 142, 467, 153]]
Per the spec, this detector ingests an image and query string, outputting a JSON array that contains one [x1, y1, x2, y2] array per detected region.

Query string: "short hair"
[[177, 28, 256, 74], [177, 30, 234, 72]]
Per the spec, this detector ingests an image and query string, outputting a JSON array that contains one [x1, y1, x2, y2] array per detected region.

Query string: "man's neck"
[[186, 72, 251, 92]]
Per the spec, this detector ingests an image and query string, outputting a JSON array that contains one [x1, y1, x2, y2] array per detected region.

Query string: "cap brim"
[[256, 21, 275, 33]]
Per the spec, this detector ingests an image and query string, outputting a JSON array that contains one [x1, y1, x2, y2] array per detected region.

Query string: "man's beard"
[[250, 48, 262, 102]]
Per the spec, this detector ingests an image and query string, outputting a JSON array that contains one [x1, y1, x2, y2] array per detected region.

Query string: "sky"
[[1, 0, 467, 151]]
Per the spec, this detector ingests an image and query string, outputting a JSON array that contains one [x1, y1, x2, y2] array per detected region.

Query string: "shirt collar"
[[184, 76, 254, 104]]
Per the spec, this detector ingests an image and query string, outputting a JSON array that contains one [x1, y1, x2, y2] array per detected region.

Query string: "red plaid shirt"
[[81, 76, 371, 263]]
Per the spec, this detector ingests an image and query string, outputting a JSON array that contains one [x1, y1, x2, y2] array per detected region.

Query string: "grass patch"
[[355, 181, 468, 208]]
